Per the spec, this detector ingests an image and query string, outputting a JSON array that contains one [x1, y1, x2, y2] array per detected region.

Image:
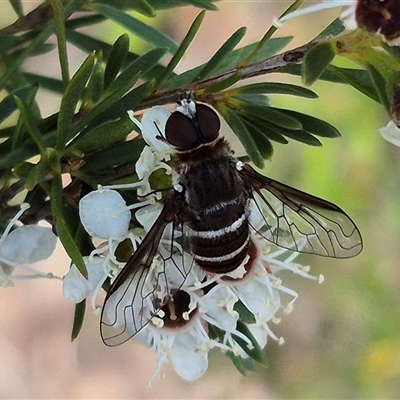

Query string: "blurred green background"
[[1, 2, 399, 399]]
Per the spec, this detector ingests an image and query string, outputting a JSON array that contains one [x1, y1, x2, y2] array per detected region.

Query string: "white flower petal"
[[169, 330, 209, 381], [379, 120, 400, 146], [62, 257, 106, 303], [235, 278, 280, 323], [135, 202, 163, 232], [79, 189, 130, 239], [1, 225, 57, 264], [135, 146, 157, 180], [141, 106, 172, 152], [203, 285, 239, 332]]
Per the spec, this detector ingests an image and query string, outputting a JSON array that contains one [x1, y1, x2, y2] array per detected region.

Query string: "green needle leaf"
[[70, 115, 134, 153], [277, 128, 322, 146], [65, 14, 106, 29], [130, 0, 156, 17], [230, 82, 317, 98], [239, 0, 302, 66], [71, 300, 86, 341], [203, 73, 241, 93], [14, 94, 47, 158], [327, 65, 379, 103], [315, 17, 345, 40], [279, 109, 341, 138], [234, 300, 257, 324], [239, 103, 303, 130], [25, 161, 51, 191], [66, 30, 115, 57], [234, 321, 267, 365], [178, 0, 218, 10], [242, 119, 274, 159], [84, 52, 105, 104], [57, 52, 95, 149], [243, 115, 288, 144], [226, 352, 251, 376], [81, 138, 145, 172], [111, 48, 167, 95], [219, 106, 264, 168], [154, 10, 205, 88], [104, 34, 130, 90], [366, 63, 391, 113], [302, 41, 337, 86], [266, 121, 322, 146], [9, 0, 24, 18]]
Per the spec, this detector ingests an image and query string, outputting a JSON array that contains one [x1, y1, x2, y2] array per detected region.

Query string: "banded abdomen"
[[176, 141, 251, 273]]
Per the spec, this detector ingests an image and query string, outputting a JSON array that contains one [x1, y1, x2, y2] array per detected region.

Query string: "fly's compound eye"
[[165, 111, 198, 150], [165, 103, 221, 151], [195, 104, 221, 143]]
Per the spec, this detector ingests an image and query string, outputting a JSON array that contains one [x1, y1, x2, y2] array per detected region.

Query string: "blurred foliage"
[[1, 0, 400, 398]]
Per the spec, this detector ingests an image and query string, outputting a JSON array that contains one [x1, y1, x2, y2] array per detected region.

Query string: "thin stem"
[[138, 42, 316, 110]]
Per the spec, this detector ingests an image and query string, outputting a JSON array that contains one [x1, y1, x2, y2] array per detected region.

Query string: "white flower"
[[129, 270, 241, 383], [207, 223, 323, 358], [140, 106, 172, 153], [79, 188, 131, 240], [0, 204, 58, 287], [379, 120, 400, 146], [218, 256, 281, 325], [130, 235, 317, 384], [135, 202, 163, 233], [128, 107, 173, 197], [62, 257, 107, 303], [77, 188, 168, 309], [101, 241, 259, 383]]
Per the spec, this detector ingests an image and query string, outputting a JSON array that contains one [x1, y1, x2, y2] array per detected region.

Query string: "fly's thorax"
[[173, 141, 245, 213], [171, 137, 232, 172]]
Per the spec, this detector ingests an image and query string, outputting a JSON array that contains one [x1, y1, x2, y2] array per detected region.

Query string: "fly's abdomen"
[[180, 152, 251, 273], [187, 204, 250, 273]]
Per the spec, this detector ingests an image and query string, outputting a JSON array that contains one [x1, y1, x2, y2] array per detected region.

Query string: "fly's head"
[[164, 101, 221, 152]]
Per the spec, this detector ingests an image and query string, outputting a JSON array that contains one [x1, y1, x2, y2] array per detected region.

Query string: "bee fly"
[[101, 100, 362, 346]]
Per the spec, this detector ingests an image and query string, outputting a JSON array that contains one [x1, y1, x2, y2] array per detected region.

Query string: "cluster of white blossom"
[[2, 0, 391, 384], [60, 106, 321, 383], [0, 204, 58, 287]]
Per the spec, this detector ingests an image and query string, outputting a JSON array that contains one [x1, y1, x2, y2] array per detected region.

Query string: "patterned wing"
[[242, 164, 362, 258], [100, 195, 194, 346]]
